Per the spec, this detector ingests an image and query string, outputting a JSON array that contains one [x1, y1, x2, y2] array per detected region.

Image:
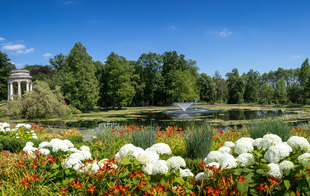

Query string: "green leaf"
[[237, 182, 248, 194], [284, 180, 290, 190], [51, 163, 59, 169], [120, 158, 131, 166], [65, 169, 70, 175], [283, 192, 290, 196], [174, 177, 184, 185], [256, 169, 267, 175]]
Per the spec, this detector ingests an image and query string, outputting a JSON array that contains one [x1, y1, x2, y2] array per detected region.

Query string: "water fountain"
[[173, 102, 196, 111]]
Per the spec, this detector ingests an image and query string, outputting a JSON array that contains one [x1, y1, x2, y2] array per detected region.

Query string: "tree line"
[[1, 42, 310, 110]]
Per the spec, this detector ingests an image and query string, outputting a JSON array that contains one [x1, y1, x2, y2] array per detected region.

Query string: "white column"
[[30, 82, 32, 91], [18, 81, 21, 98], [7, 82, 10, 101], [10, 82, 14, 100], [26, 81, 29, 92]]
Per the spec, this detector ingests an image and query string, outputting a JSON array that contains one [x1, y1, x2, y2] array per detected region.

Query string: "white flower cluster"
[[115, 143, 193, 177], [201, 133, 310, 179], [287, 136, 310, 151], [0, 122, 37, 139], [0, 122, 10, 132], [234, 137, 254, 155]]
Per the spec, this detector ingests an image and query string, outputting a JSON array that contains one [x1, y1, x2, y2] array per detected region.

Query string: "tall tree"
[[0, 52, 15, 100], [299, 58, 310, 103], [243, 69, 260, 103], [198, 73, 216, 103], [58, 42, 99, 110], [274, 79, 288, 104], [101, 52, 136, 108], [137, 52, 163, 105], [258, 83, 273, 104], [226, 68, 245, 104], [213, 71, 228, 103], [49, 53, 66, 70]]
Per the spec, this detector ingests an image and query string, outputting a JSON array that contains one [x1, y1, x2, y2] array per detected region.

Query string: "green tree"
[[213, 71, 228, 103], [101, 52, 136, 108], [274, 79, 288, 104], [258, 83, 273, 104], [162, 51, 199, 103], [226, 68, 245, 104], [49, 53, 66, 70], [243, 69, 260, 103], [137, 52, 163, 106], [58, 42, 99, 110], [299, 58, 310, 103], [198, 73, 216, 103], [0, 52, 15, 100], [10, 81, 68, 118]]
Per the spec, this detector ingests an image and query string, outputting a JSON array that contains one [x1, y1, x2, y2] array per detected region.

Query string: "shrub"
[[185, 123, 213, 160], [131, 128, 156, 149], [0, 137, 26, 152], [65, 135, 84, 144], [247, 119, 291, 141], [9, 81, 69, 118], [60, 128, 82, 137]]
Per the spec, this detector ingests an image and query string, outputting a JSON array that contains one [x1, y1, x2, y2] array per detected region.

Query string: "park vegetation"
[[0, 121, 310, 195], [1, 42, 310, 114]]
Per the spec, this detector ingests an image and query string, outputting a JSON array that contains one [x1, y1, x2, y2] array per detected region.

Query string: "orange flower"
[[74, 179, 83, 189], [16, 160, 25, 168], [256, 183, 268, 193], [236, 175, 246, 184], [20, 177, 31, 189], [2, 151, 9, 156], [59, 187, 68, 195], [87, 184, 98, 194]]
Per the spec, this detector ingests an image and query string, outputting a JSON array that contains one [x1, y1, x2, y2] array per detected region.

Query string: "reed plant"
[[185, 123, 213, 160], [247, 119, 291, 141], [131, 127, 156, 149]]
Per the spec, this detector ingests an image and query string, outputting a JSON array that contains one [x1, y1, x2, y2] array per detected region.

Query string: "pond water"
[[30, 108, 301, 129]]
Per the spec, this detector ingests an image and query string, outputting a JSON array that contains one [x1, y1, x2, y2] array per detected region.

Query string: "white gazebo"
[[7, 69, 33, 101]]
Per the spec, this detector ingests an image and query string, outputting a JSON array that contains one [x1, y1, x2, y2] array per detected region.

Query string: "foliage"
[[10, 81, 69, 118], [185, 123, 213, 159], [247, 119, 291, 140], [226, 68, 245, 104], [0, 51, 15, 100], [130, 128, 156, 149], [198, 73, 216, 103], [57, 42, 99, 110]]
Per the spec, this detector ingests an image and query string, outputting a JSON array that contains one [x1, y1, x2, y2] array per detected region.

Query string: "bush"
[[9, 81, 69, 119], [131, 128, 156, 149], [185, 123, 213, 160], [65, 135, 84, 144], [247, 119, 291, 141]]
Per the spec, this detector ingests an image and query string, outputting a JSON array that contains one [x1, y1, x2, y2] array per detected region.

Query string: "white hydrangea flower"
[[62, 157, 81, 168], [51, 142, 69, 152], [73, 162, 84, 171], [223, 141, 235, 148], [68, 148, 79, 153], [287, 136, 310, 151], [206, 162, 220, 169], [0, 122, 11, 132], [279, 160, 294, 170], [266, 163, 282, 179], [152, 160, 169, 175], [115, 152, 121, 161], [264, 143, 293, 163], [219, 153, 238, 169], [298, 153, 310, 166], [23, 145, 38, 153], [91, 162, 100, 173], [149, 143, 171, 155], [63, 140, 74, 148], [142, 163, 155, 175], [79, 150, 92, 160], [25, 142, 34, 147], [218, 146, 232, 154], [204, 151, 222, 164], [234, 137, 254, 155], [253, 138, 262, 149], [179, 169, 194, 177], [80, 146, 90, 152], [32, 135, 38, 139], [167, 156, 186, 170], [259, 134, 282, 150], [69, 152, 85, 160], [38, 149, 50, 155], [136, 151, 159, 165], [118, 144, 144, 159], [16, 123, 31, 129], [236, 153, 255, 166], [195, 172, 209, 181]]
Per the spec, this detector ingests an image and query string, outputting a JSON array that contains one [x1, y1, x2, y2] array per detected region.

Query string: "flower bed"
[[0, 122, 310, 195]]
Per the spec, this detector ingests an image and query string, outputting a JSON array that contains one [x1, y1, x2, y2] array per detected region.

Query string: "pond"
[[28, 108, 304, 129]]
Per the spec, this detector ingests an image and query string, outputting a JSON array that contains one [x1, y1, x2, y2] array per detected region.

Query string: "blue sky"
[[1, 0, 310, 77]]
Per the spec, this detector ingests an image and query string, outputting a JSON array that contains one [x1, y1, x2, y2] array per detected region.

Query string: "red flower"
[[16, 160, 25, 168], [236, 175, 247, 184], [59, 187, 68, 195], [87, 184, 98, 194], [20, 177, 31, 189], [256, 183, 268, 193]]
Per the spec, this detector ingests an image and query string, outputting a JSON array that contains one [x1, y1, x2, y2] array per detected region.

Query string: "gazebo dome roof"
[[8, 69, 32, 80]]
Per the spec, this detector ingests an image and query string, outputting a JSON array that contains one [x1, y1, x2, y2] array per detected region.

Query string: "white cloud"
[[216, 28, 232, 37], [11, 62, 22, 67], [0, 37, 5, 41], [16, 48, 34, 54], [2, 44, 26, 50], [42, 52, 52, 57]]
